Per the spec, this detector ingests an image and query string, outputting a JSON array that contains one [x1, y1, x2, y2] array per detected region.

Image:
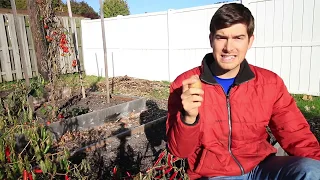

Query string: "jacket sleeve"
[[269, 76, 320, 160], [166, 80, 201, 158]]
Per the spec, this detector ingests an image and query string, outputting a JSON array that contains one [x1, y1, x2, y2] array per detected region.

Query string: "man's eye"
[[215, 36, 225, 39]]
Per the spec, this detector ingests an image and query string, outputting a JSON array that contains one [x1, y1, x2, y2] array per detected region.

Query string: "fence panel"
[[0, 13, 84, 82]]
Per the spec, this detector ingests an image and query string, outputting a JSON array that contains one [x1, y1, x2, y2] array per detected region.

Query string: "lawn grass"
[[292, 94, 320, 119], [0, 73, 103, 91]]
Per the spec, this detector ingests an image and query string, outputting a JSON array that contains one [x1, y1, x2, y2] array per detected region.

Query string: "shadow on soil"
[[69, 99, 168, 179], [140, 100, 168, 155]]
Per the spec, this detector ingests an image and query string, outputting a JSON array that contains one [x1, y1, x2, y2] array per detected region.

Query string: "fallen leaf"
[[302, 95, 308, 101], [304, 105, 310, 112]]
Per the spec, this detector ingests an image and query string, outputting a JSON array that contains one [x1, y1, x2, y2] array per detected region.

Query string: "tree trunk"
[[27, 0, 49, 80]]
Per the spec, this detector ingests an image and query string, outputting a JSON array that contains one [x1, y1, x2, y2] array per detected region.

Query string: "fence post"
[[99, 0, 110, 103], [0, 14, 13, 81], [167, 9, 173, 82], [18, 16, 33, 77], [7, 14, 23, 80]]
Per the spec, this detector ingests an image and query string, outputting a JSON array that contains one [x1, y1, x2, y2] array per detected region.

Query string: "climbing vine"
[[35, 0, 79, 119]]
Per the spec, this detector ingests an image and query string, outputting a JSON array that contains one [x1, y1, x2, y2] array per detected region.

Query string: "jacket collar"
[[199, 53, 255, 85]]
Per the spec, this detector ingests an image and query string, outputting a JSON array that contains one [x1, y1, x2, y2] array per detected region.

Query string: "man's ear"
[[209, 33, 213, 48], [248, 35, 255, 49]]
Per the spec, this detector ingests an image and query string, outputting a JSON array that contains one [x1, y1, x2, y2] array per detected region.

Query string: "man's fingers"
[[182, 101, 202, 111], [191, 95, 203, 102], [182, 75, 200, 86], [189, 88, 204, 96], [182, 75, 200, 92], [191, 102, 202, 108], [181, 94, 203, 102], [182, 83, 189, 93], [181, 75, 203, 117], [181, 95, 203, 110], [181, 88, 204, 99]]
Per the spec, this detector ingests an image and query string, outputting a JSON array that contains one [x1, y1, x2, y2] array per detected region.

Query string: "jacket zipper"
[[227, 78, 254, 175], [200, 78, 245, 175], [226, 91, 245, 175]]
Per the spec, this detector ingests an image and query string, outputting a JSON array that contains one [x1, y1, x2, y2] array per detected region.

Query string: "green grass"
[[150, 88, 170, 100], [58, 73, 104, 89], [161, 80, 170, 86], [292, 94, 320, 119], [0, 73, 104, 91], [0, 77, 40, 91]]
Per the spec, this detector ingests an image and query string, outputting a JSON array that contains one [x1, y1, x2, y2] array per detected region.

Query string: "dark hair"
[[210, 3, 255, 37]]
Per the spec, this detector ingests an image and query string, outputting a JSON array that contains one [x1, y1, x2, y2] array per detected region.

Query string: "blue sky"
[[65, 0, 235, 15]]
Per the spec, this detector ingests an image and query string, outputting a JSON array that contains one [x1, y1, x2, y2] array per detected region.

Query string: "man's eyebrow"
[[215, 34, 227, 38], [233, 35, 246, 38], [215, 34, 246, 38]]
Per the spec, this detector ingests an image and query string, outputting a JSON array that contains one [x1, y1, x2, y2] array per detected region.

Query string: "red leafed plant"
[[141, 149, 189, 180], [112, 149, 189, 180]]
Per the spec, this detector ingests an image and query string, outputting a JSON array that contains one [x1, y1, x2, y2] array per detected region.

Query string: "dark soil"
[[60, 93, 133, 113], [35, 92, 132, 121], [54, 99, 167, 152], [308, 117, 320, 141], [72, 120, 168, 179]]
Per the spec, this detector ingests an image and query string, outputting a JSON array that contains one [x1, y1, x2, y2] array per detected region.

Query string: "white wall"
[[81, 11, 170, 81], [81, 0, 320, 96]]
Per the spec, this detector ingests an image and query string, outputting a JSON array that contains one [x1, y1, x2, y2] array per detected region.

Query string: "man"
[[166, 3, 320, 180]]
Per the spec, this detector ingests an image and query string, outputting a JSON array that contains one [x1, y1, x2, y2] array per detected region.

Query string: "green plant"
[[29, 76, 46, 98], [0, 85, 90, 179], [103, 0, 130, 18]]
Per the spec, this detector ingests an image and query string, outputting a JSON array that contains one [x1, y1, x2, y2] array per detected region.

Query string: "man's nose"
[[223, 39, 234, 52]]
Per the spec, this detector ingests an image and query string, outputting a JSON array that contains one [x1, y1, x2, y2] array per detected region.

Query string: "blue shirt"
[[214, 76, 235, 94]]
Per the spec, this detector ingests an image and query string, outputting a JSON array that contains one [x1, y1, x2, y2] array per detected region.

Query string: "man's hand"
[[181, 75, 204, 124]]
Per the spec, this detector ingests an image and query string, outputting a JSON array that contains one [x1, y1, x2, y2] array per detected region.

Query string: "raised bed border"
[[47, 95, 147, 140], [70, 115, 167, 156]]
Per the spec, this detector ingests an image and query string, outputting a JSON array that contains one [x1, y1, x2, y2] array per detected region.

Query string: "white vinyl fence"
[[81, 0, 320, 96]]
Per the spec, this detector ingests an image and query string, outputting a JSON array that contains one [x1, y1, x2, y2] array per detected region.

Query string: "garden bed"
[[35, 92, 134, 121], [46, 95, 150, 139], [44, 96, 168, 177], [53, 99, 167, 153], [50, 99, 169, 179], [69, 117, 168, 179]]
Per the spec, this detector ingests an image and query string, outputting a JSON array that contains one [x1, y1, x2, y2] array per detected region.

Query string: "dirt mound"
[[96, 76, 170, 99]]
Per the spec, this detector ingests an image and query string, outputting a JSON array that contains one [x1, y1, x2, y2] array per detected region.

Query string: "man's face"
[[210, 23, 254, 72]]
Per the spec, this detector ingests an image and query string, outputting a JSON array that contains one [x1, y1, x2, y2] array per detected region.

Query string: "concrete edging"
[[71, 116, 167, 156], [47, 96, 147, 140]]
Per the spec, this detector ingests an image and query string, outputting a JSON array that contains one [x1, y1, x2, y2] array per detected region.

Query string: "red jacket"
[[166, 53, 320, 180]]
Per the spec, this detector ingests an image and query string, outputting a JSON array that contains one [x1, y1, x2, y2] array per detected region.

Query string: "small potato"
[[189, 79, 202, 89]]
